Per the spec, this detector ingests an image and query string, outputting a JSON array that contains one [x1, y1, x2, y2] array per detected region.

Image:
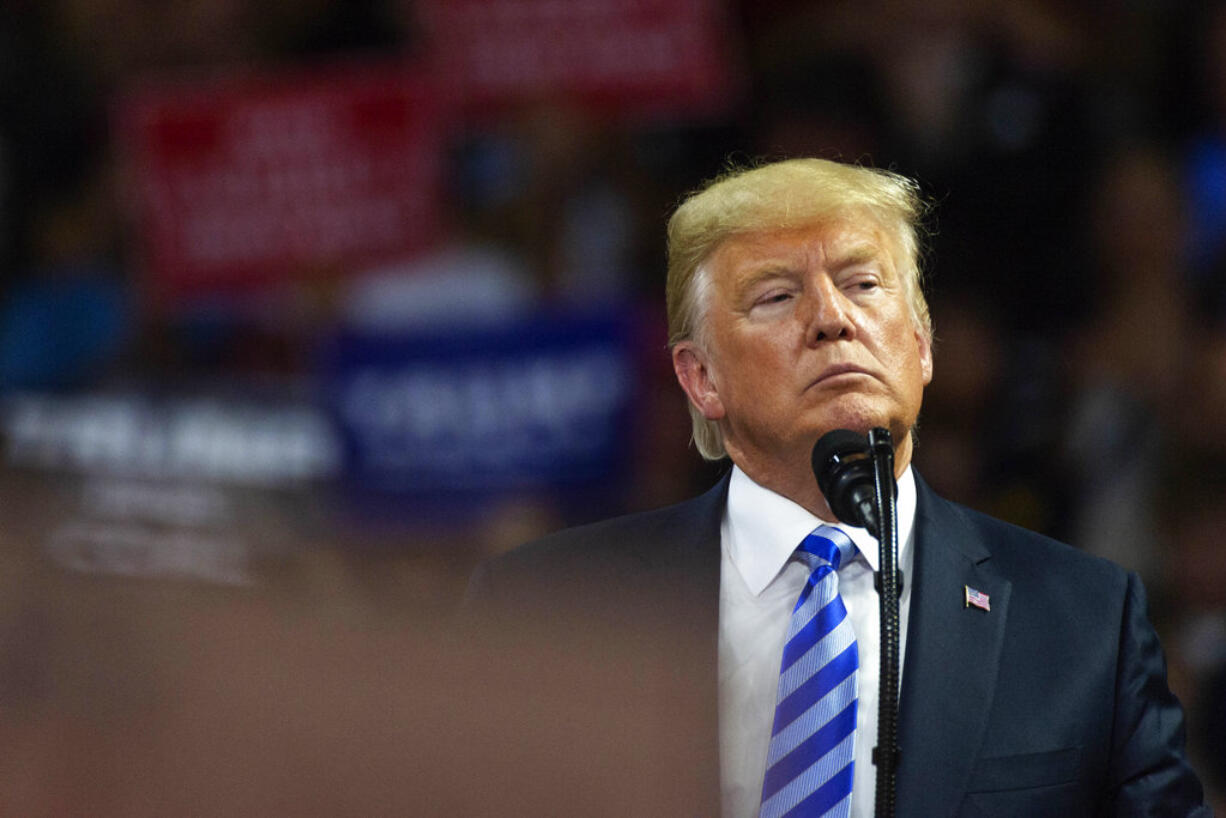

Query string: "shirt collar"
[[724, 463, 917, 596]]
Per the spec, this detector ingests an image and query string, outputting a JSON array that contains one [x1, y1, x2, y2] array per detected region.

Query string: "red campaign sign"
[[418, 0, 741, 120], [117, 60, 449, 309]]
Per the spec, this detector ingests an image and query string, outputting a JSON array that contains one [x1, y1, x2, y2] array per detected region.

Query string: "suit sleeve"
[[1108, 573, 1211, 816]]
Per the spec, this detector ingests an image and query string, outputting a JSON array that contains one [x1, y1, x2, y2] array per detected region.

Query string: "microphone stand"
[[867, 427, 900, 818]]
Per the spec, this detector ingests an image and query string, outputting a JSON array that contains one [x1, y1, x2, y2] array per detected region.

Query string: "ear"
[[672, 342, 725, 420], [916, 326, 934, 385]]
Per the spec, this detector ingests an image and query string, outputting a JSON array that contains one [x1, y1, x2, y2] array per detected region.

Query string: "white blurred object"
[[342, 244, 536, 330]]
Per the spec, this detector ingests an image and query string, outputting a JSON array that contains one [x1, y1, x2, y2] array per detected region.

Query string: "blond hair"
[[666, 158, 932, 460]]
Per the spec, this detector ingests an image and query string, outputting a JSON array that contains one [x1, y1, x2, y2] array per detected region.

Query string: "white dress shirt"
[[718, 465, 917, 818]]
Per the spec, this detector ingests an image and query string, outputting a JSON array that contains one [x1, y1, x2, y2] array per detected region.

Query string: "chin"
[[808, 415, 917, 457], [813, 404, 889, 438]]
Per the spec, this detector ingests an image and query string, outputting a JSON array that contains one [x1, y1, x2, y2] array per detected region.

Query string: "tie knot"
[[797, 524, 856, 571]]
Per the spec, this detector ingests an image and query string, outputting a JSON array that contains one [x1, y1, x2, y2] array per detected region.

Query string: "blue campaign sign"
[[320, 309, 639, 496]]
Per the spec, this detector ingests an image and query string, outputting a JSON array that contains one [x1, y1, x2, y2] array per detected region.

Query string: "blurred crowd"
[[2, 0, 1226, 813]]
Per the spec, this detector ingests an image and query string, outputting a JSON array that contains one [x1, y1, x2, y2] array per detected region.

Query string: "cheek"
[[875, 317, 930, 391], [721, 325, 785, 368], [906, 343, 932, 402]]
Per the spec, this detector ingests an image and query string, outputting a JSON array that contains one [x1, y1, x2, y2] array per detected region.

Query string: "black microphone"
[[811, 429, 884, 539]]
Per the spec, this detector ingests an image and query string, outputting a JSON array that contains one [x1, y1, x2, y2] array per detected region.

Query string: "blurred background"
[[2, 0, 1225, 812]]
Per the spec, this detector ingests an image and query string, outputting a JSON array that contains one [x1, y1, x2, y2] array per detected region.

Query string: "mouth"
[[810, 363, 873, 388]]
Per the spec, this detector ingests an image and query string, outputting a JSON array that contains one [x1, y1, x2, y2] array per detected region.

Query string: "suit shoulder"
[[491, 501, 693, 570], [469, 475, 729, 599], [923, 487, 1129, 589]]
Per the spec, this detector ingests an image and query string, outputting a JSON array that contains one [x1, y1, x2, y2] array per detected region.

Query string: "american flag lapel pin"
[[964, 585, 991, 612]]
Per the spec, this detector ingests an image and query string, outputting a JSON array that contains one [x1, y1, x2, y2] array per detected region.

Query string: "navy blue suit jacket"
[[467, 472, 1209, 816]]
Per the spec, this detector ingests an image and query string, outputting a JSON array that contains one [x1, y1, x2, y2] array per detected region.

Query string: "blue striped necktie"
[[759, 525, 859, 818]]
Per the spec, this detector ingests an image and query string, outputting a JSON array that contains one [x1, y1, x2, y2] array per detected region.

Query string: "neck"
[[727, 432, 913, 520]]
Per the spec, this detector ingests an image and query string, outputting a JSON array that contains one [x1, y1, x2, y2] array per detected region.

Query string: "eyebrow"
[[828, 244, 884, 269], [732, 264, 798, 303]]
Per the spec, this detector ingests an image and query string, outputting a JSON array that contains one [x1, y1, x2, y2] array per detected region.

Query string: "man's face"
[[674, 218, 933, 474]]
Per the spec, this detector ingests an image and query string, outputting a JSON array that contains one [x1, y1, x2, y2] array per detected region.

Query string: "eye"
[[842, 274, 881, 293], [749, 285, 798, 310]]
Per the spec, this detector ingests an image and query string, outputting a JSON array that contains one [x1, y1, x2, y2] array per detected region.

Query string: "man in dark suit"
[[466, 158, 1209, 816]]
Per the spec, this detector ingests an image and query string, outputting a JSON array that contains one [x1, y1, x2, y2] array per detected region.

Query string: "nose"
[[802, 276, 855, 345]]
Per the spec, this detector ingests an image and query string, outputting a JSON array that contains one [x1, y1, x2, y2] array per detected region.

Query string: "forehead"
[[708, 217, 897, 281]]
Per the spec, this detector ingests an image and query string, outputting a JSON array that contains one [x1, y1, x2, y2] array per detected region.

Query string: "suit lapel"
[[636, 471, 727, 615], [896, 476, 1012, 815]]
